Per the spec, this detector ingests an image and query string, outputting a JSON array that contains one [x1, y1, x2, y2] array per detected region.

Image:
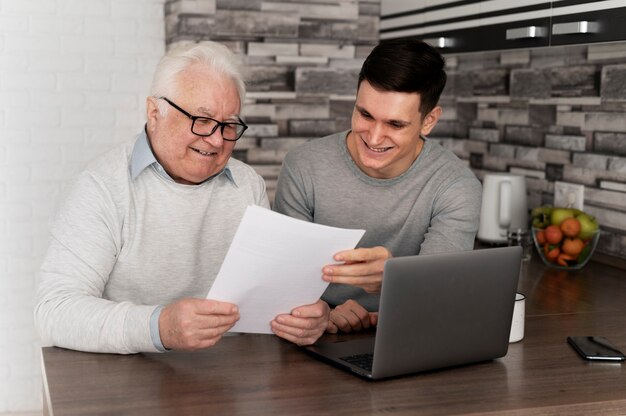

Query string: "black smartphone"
[[567, 336, 626, 361]]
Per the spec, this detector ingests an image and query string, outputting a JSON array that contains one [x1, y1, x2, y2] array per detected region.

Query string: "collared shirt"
[[130, 127, 236, 186], [130, 128, 235, 352]]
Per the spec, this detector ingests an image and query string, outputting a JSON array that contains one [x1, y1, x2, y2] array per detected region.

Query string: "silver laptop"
[[304, 246, 522, 380]]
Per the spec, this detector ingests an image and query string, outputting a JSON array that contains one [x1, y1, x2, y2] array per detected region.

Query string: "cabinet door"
[[380, 1, 426, 40], [480, 0, 551, 50], [550, 2, 626, 46], [420, 0, 481, 50], [379, 0, 626, 52], [379, 0, 482, 50], [380, 0, 552, 53]]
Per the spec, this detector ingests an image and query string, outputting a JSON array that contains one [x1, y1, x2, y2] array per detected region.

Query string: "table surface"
[[42, 256, 626, 416]]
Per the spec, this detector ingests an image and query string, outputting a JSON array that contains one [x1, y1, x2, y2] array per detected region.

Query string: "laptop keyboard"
[[340, 353, 374, 372]]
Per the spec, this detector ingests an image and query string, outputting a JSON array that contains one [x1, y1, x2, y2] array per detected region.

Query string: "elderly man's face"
[[146, 63, 241, 185]]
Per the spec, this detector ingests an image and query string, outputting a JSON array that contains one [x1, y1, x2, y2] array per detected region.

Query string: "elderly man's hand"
[[271, 300, 330, 346], [159, 298, 239, 351], [326, 299, 378, 334], [322, 246, 392, 293]]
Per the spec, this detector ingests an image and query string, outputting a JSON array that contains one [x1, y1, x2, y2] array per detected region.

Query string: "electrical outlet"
[[554, 181, 584, 210]]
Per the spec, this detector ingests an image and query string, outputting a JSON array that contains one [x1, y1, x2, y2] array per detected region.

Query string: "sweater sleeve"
[[255, 172, 271, 209], [34, 172, 158, 354], [419, 175, 483, 255], [273, 152, 314, 222]]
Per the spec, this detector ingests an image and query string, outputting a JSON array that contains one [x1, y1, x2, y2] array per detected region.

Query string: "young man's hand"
[[322, 246, 392, 293], [327, 299, 378, 334], [271, 299, 330, 346]]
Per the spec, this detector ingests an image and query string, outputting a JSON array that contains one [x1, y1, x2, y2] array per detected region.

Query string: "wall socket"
[[554, 181, 585, 210]]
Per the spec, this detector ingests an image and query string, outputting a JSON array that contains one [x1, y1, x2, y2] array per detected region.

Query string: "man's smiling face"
[[146, 63, 241, 185], [347, 80, 441, 179]]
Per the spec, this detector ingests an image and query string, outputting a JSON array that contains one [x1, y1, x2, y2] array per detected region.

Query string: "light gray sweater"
[[35, 136, 269, 354], [274, 131, 482, 311]]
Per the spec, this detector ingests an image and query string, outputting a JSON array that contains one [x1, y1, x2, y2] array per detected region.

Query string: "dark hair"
[[358, 38, 447, 117]]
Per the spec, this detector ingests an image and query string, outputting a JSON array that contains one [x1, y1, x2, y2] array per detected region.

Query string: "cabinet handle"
[[422, 37, 454, 48], [506, 26, 547, 40], [552, 21, 598, 35]]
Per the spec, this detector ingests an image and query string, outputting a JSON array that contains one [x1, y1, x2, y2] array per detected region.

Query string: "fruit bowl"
[[531, 206, 601, 270], [533, 228, 600, 270]]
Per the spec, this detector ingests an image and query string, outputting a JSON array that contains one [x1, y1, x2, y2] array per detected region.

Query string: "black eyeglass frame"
[[159, 96, 248, 142]]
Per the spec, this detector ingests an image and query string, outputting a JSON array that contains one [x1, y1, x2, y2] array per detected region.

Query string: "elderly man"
[[274, 38, 482, 334], [35, 42, 329, 354]]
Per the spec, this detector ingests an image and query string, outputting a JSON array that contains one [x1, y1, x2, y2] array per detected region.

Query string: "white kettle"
[[477, 173, 528, 244]]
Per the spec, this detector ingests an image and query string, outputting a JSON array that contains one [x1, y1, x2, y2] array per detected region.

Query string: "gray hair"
[[150, 41, 246, 114]]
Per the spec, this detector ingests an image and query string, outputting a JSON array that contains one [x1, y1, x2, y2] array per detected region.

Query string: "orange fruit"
[[544, 225, 563, 245], [545, 247, 560, 262], [557, 253, 575, 266], [560, 217, 581, 238], [535, 230, 546, 245], [561, 238, 585, 257]]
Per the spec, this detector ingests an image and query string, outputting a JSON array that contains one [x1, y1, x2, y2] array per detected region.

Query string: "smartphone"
[[567, 336, 626, 361]]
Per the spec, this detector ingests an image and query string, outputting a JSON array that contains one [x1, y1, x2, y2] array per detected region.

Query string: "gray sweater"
[[35, 136, 269, 354], [274, 131, 482, 311]]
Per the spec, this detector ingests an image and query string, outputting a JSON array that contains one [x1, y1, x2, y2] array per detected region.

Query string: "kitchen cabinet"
[[380, 0, 626, 53], [550, 2, 626, 46]]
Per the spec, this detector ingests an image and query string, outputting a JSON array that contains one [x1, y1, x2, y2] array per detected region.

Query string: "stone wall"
[[165, 2, 626, 260], [164, 0, 380, 202], [434, 44, 626, 259]]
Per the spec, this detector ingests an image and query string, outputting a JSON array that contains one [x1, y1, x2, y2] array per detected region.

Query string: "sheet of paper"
[[207, 205, 365, 334]]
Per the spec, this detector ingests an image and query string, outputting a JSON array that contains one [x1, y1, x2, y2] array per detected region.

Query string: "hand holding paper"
[[207, 205, 365, 334], [270, 299, 330, 346]]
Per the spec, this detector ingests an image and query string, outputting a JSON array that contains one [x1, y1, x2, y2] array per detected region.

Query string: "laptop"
[[304, 246, 522, 380]]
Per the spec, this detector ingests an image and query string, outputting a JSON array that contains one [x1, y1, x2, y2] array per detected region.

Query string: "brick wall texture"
[[0, 0, 166, 413], [434, 45, 626, 259], [166, 2, 625, 260], [165, 0, 380, 203]]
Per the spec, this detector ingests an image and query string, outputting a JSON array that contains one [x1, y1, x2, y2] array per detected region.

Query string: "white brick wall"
[[0, 0, 165, 413]]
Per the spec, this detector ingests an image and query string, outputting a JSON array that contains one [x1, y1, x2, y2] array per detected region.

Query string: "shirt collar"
[[130, 127, 236, 186]]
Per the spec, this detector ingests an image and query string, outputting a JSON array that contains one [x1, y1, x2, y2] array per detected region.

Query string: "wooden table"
[[42, 256, 626, 415]]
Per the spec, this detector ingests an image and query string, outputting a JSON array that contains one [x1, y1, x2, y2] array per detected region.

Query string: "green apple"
[[531, 206, 552, 218], [576, 213, 599, 240], [531, 206, 553, 228], [550, 208, 576, 226]]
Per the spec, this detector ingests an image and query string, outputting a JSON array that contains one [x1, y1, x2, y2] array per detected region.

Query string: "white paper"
[[207, 205, 365, 334]]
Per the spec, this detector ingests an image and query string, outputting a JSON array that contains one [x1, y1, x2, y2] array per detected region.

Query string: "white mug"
[[509, 293, 526, 343]]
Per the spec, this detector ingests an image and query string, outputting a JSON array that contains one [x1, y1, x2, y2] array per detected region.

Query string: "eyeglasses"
[[159, 97, 248, 142]]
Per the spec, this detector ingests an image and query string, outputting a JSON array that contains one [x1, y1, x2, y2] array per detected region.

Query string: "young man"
[[35, 42, 329, 354], [273, 39, 482, 334]]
